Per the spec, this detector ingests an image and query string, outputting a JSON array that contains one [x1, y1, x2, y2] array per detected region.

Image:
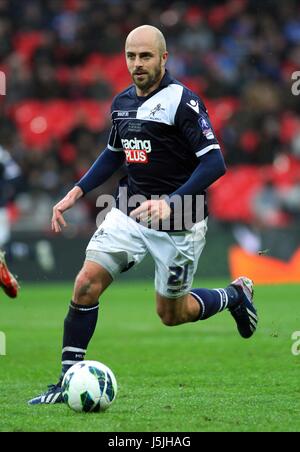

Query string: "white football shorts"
[[86, 208, 207, 298]]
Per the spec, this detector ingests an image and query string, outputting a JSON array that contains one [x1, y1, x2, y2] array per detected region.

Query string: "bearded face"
[[130, 56, 164, 93]]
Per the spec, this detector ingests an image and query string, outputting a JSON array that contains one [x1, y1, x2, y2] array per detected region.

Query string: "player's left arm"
[[130, 150, 226, 223], [169, 148, 226, 198], [170, 90, 227, 196]]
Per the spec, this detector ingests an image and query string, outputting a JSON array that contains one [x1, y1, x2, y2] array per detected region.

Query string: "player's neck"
[[135, 70, 165, 97]]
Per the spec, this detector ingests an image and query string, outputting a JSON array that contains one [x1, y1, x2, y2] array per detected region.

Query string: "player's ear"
[[162, 51, 168, 67]]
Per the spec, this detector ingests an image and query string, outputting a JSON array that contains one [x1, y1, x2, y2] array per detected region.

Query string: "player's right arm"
[[52, 185, 84, 233], [52, 147, 125, 233]]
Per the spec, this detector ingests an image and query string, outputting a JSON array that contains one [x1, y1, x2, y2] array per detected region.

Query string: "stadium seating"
[[209, 159, 300, 223], [9, 100, 110, 148], [14, 32, 44, 63], [1, 0, 299, 231]]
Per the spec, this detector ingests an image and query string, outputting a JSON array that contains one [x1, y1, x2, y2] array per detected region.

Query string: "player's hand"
[[130, 199, 171, 225], [52, 186, 83, 233]]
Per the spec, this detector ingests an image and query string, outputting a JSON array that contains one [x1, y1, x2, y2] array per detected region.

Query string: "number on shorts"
[[167, 264, 189, 289]]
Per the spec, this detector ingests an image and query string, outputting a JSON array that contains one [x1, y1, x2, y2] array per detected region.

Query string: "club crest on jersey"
[[121, 137, 152, 164], [198, 116, 214, 140], [149, 103, 165, 119]]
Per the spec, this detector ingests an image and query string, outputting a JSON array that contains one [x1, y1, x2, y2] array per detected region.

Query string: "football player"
[[29, 25, 257, 405]]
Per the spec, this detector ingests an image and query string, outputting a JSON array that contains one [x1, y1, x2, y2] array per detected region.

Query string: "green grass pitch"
[[0, 280, 300, 432]]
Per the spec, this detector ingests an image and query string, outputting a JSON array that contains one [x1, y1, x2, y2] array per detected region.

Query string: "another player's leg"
[[28, 261, 112, 405], [0, 249, 19, 299], [0, 207, 19, 298]]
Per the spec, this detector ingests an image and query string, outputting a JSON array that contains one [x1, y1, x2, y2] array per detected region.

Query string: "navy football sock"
[[60, 301, 99, 381], [190, 285, 239, 320], [225, 285, 240, 308]]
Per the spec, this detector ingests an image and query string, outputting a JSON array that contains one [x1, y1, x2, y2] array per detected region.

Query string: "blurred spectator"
[[251, 180, 290, 228], [281, 179, 300, 222], [32, 62, 62, 99], [0, 17, 12, 60], [6, 54, 35, 104], [86, 74, 113, 100]]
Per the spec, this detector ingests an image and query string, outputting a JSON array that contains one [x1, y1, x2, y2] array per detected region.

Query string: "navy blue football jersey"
[[107, 70, 220, 202], [0, 146, 22, 208]]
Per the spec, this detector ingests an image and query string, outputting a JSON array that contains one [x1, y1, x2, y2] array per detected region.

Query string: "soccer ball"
[[61, 360, 117, 412]]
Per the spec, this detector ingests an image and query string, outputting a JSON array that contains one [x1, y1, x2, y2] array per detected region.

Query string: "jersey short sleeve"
[[174, 88, 221, 158], [107, 98, 123, 152], [107, 124, 123, 152]]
